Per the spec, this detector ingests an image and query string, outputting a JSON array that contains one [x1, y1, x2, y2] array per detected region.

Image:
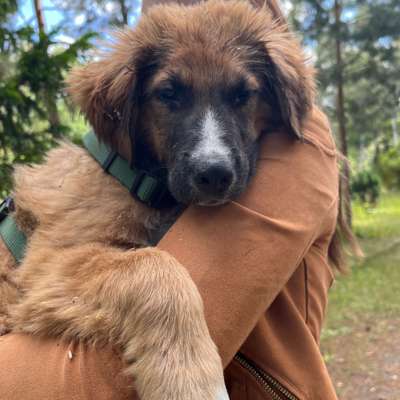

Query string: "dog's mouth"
[[196, 199, 229, 207], [167, 180, 235, 207]]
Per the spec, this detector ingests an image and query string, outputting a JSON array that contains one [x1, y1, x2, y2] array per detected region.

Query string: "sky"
[[19, 0, 142, 33], [20, 0, 64, 30], [20, 0, 292, 32]]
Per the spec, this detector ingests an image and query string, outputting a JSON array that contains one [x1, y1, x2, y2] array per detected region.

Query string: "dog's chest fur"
[[12, 142, 180, 251]]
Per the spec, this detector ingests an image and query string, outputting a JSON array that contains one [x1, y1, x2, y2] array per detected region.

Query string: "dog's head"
[[68, 0, 315, 206]]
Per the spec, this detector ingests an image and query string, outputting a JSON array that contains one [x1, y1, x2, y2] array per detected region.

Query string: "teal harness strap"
[[0, 131, 175, 263], [0, 215, 26, 264], [83, 132, 172, 208], [0, 198, 26, 264]]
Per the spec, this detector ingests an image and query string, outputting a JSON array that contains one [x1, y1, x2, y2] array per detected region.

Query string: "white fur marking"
[[193, 109, 230, 162], [216, 385, 230, 400]]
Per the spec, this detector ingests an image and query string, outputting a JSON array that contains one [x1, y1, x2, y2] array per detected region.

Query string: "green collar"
[[0, 197, 26, 263], [83, 132, 174, 209], [0, 132, 175, 263]]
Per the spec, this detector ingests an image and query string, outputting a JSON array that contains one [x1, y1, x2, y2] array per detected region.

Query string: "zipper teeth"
[[234, 354, 282, 400], [234, 353, 299, 400]]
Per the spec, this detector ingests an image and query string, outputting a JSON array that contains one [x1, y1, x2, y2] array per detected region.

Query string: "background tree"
[[0, 0, 93, 197], [289, 0, 400, 221]]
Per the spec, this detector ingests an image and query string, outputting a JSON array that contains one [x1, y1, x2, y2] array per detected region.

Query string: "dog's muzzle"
[[192, 160, 234, 200]]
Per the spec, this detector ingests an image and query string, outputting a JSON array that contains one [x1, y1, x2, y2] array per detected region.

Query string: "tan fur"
[[0, 239, 19, 335], [0, 1, 316, 399], [2, 142, 224, 399]]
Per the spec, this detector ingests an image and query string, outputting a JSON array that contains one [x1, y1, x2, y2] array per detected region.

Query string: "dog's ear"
[[252, 0, 288, 26], [66, 31, 153, 147], [263, 32, 316, 138], [254, 10, 316, 139]]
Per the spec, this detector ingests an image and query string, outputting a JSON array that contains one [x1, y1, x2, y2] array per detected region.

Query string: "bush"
[[351, 169, 381, 206], [377, 145, 400, 190]]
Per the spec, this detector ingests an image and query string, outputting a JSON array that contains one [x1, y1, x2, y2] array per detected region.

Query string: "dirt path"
[[322, 316, 400, 400]]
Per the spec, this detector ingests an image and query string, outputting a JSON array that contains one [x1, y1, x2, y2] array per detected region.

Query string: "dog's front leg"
[[11, 245, 229, 400]]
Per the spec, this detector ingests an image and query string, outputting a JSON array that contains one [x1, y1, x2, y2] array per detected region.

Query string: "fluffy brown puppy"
[[0, 1, 315, 399]]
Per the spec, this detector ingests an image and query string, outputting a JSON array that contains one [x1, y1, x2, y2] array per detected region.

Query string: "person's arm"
[[158, 107, 339, 366]]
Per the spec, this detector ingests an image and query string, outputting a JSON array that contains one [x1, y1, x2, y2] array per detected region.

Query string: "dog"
[[0, 1, 315, 399]]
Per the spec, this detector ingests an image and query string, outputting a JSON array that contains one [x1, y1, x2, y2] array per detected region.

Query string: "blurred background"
[[0, 0, 399, 398]]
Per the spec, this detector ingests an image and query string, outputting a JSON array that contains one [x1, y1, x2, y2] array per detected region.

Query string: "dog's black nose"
[[194, 163, 233, 196]]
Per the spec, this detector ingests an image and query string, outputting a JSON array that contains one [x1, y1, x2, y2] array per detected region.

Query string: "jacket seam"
[[292, 199, 336, 274], [302, 132, 337, 157], [304, 260, 309, 325]]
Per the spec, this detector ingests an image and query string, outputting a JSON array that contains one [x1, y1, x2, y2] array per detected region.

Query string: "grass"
[[323, 191, 400, 338], [353, 192, 400, 240]]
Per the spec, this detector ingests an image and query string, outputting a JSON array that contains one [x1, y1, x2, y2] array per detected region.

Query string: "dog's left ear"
[[66, 30, 154, 148], [258, 24, 316, 139]]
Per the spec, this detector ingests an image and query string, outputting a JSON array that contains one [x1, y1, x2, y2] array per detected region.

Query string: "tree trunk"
[[117, 0, 129, 25], [32, 0, 61, 134], [334, 0, 352, 226], [33, 0, 45, 34]]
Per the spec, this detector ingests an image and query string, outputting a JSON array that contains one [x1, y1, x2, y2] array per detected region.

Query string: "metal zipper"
[[234, 353, 299, 400]]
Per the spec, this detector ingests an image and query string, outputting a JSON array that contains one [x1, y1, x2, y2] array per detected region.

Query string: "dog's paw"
[[126, 339, 229, 400]]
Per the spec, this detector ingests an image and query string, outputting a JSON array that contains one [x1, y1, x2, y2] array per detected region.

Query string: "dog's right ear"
[[252, 0, 288, 26], [66, 31, 153, 147], [67, 61, 132, 146]]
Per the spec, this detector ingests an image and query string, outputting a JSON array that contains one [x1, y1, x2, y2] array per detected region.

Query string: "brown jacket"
[[0, 107, 338, 400]]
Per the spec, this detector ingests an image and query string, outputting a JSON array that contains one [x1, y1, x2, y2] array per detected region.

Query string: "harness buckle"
[[0, 197, 15, 222]]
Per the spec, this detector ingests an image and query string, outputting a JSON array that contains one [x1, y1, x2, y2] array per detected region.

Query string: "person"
[[0, 1, 351, 399]]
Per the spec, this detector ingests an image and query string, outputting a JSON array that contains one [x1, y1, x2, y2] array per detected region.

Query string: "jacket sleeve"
[[158, 108, 339, 366]]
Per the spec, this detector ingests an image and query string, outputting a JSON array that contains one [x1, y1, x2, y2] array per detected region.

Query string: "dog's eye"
[[157, 87, 177, 102], [230, 87, 252, 108]]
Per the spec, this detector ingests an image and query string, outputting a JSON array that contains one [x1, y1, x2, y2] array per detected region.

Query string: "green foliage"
[[17, 31, 94, 101], [0, 4, 94, 198], [377, 145, 400, 190], [289, 0, 400, 154], [351, 169, 381, 206], [0, 0, 17, 21]]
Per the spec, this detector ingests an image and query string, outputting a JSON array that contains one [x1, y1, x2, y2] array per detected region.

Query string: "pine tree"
[[289, 0, 400, 224], [0, 1, 93, 196]]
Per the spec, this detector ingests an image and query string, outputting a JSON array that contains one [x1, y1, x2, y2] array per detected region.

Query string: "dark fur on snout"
[[68, 0, 315, 205]]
